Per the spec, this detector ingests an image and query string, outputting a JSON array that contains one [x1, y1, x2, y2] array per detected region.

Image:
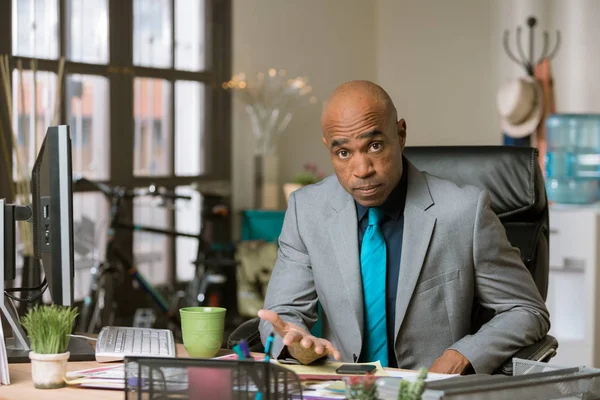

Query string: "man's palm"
[[258, 309, 341, 364]]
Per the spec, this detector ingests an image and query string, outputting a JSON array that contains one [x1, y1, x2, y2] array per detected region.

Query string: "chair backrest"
[[403, 146, 549, 301], [228, 146, 550, 349]]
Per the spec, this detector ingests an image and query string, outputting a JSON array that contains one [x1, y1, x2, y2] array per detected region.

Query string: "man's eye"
[[337, 150, 349, 159], [370, 142, 383, 151]]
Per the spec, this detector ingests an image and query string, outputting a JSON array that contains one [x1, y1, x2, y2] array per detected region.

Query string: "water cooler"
[[545, 114, 600, 204]]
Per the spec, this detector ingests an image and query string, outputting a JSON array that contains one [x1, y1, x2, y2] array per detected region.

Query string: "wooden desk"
[[2, 349, 415, 399], [1, 344, 206, 400]]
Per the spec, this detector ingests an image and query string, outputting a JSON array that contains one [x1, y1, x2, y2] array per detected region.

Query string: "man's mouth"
[[354, 185, 380, 195]]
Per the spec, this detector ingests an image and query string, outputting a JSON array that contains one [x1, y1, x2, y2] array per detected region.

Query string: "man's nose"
[[352, 155, 375, 179]]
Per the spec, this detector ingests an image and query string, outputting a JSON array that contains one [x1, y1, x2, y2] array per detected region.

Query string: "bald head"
[[321, 80, 406, 207], [321, 80, 397, 133]]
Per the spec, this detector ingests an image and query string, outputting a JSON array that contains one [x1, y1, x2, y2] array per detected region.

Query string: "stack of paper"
[[385, 369, 458, 382], [0, 317, 9, 385], [66, 364, 129, 389], [273, 360, 387, 380], [66, 364, 189, 391]]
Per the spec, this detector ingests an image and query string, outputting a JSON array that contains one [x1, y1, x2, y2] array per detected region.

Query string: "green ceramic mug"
[[180, 307, 227, 358]]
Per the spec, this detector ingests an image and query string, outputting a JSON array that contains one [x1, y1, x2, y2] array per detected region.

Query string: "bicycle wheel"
[[77, 261, 103, 333], [87, 262, 119, 332]]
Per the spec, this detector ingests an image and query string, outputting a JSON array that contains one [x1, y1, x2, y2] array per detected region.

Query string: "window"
[[1, 0, 231, 301], [133, 77, 171, 176]]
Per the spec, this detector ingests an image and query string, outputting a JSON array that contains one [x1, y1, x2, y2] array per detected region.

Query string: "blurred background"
[[1, 0, 600, 365]]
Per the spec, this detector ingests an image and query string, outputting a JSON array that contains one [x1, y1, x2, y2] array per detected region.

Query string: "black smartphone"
[[335, 364, 377, 375]]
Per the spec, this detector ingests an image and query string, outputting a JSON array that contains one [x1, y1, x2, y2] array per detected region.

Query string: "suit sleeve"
[[449, 189, 551, 374], [258, 191, 319, 358]]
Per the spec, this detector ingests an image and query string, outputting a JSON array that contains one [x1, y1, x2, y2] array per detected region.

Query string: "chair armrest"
[[227, 317, 264, 353], [495, 335, 559, 375]]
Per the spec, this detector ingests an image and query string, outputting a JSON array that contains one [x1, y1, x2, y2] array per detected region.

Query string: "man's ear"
[[397, 119, 407, 150], [322, 136, 328, 148]]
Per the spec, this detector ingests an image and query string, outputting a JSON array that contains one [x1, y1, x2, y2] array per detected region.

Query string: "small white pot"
[[283, 183, 303, 203], [29, 351, 70, 389]]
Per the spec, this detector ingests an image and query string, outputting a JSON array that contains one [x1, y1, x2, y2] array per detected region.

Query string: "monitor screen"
[[30, 125, 75, 306]]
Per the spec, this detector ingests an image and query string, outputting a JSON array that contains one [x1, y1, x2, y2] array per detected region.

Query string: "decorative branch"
[[1, 55, 34, 255], [52, 57, 65, 126], [223, 68, 317, 155]]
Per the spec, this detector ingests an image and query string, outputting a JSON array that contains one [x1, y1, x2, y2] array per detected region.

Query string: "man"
[[258, 80, 550, 374]]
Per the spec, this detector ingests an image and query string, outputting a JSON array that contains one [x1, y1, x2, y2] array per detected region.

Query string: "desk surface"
[[3, 347, 415, 399], [2, 344, 196, 400]]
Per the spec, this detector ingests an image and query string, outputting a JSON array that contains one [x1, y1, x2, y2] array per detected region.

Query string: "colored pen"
[[233, 343, 246, 360], [264, 333, 274, 362], [239, 339, 252, 359]]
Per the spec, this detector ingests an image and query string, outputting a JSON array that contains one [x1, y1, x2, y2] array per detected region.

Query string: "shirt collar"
[[356, 157, 409, 222]]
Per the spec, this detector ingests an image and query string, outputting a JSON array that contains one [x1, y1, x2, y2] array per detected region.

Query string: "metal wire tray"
[[124, 356, 303, 400], [421, 358, 600, 400]]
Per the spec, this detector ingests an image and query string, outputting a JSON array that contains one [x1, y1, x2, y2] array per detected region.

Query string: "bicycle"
[[74, 177, 237, 334], [175, 200, 237, 311]]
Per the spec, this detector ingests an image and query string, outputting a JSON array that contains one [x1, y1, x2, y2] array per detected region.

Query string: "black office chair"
[[228, 145, 558, 375]]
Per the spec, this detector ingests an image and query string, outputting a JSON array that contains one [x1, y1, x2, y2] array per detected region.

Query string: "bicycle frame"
[[76, 177, 235, 332], [103, 196, 205, 325], [113, 223, 203, 316]]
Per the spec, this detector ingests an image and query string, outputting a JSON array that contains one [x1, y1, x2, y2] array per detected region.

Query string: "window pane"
[[175, 186, 201, 281], [11, 193, 108, 302], [174, 0, 206, 71], [66, 0, 109, 64], [12, 0, 59, 59], [133, 0, 172, 68], [175, 81, 206, 176], [73, 192, 109, 301], [12, 70, 57, 182], [134, 78, 172, 176], [133, 193, 171, 286], [66, 74, 110, 180]]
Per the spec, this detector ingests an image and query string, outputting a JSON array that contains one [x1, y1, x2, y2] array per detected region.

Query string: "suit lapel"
[[394, 162, 436, 340], [327, 184, 364, 352]]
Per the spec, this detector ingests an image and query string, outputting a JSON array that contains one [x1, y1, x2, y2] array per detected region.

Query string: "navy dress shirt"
[[356, 157, 408, 368]]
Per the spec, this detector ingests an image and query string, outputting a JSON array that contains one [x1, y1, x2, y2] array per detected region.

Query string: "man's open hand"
[[429, 349, 471, 375], [258, 309, 342, 365]]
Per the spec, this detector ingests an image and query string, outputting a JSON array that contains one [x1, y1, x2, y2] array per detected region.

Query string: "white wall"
[[231, 0, 600, 223], [376, 0, 498, 147], [232, 0, 376, 218], [550, 0, 600, 113]]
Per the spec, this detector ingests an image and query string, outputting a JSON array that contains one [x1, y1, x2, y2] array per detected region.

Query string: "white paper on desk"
[[385, 370, 458, 382], [0, 315, 9, 385], [67, 363, 188, 391]]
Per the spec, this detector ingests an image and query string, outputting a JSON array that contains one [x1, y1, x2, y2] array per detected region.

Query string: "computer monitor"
[[1, 125, 94, 363], [31, 125, 75, 306]]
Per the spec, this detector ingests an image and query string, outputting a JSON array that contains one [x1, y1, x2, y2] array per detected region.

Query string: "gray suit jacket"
[[259, 161, 550, 374]]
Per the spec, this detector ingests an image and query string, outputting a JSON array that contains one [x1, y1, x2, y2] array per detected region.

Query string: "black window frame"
[[0, 0, 232, 288]]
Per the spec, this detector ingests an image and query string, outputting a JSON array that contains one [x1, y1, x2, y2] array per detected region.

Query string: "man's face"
[[322, 104, 406, 207]]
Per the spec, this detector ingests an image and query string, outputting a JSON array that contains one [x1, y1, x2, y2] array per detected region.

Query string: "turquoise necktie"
[[360, 207, 389, 367]]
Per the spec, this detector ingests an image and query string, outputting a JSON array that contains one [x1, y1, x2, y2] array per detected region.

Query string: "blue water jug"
[[545, 114, 600, 204]]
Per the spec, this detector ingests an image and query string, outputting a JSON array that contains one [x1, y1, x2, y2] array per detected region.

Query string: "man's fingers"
[[281, 330, 303, 347], [313, 340, 325, 355], [300, 336, 314, 349], [332, 349, 342, 360], [321, 340, 342, 360], [257, 309, 288, 334], [257, 310, 342, 361]]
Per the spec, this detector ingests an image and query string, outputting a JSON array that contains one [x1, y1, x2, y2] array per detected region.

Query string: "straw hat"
[[496, 76, 543, 138]]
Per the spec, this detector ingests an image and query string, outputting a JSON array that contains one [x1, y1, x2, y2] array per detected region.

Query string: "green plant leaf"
[[398, 367, 428, 400], [20, 304, 78, 354]]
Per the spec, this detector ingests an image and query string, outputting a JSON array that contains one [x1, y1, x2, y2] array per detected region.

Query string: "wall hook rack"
[[503, 16, 561, 76]]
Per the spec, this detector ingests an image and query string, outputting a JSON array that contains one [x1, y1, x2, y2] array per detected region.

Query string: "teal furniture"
[[241, 210, 286, 242], [240, 209, 323, 337]]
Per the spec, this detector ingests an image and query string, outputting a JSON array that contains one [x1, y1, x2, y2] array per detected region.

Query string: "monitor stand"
[[0, 199, 96, 363], [1, 275, 97, 363], [5, 336, 96, 363]]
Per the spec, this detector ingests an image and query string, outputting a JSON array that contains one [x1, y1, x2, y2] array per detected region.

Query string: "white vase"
[[29, 351, 70, 389], [283, 183, 303, 204]]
